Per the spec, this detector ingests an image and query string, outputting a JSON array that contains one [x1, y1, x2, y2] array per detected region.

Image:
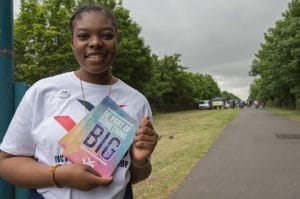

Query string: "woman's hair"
[[69, 4, 118, 35]]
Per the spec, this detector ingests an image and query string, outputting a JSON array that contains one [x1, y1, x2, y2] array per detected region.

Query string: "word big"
[[83, 124, 121, 160]]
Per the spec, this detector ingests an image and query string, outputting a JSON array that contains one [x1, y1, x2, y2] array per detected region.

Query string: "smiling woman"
[[0, 3, 158, 199], [70, 6, 118, 84]]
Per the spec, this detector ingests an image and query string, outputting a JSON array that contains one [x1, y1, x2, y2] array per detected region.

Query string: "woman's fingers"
[[56, 164, 113, 190], [81, 164, 113, 187], [139, 116, 153, 130]]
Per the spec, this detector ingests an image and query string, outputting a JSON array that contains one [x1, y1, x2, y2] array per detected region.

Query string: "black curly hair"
[[69, 4, 118, 36]]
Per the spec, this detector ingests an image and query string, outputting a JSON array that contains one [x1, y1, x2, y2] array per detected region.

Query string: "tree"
[[112, 6, 153, 93], [145, 54, 222, 106], [14, 0, 76, 84], [201, 74, 221, 99], [221, 91, 240, 101], [249, 0, 300, 109]]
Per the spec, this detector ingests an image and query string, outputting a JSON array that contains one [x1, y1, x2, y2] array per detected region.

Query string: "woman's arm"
[[130, 157, 152, 184], [0, 151, 113, 191], [0, 151, 51, 188]]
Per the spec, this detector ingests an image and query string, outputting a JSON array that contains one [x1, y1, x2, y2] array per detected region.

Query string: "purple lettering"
[[83, 124, 104, 147], [95, 132, 110, 153], [102, 137, 120, 160]]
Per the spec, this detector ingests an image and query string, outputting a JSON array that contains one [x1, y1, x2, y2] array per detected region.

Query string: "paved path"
[[169, 108, 300, 199]]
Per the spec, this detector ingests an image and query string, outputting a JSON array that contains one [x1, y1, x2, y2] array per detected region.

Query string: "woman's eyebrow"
[[75, 27, 115, 32], [75, 28, 88, 32]]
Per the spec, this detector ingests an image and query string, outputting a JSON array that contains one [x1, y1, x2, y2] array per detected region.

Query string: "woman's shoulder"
[[115, 80, 152, 120], [116, 80, 148, 101], [24, 72, 74, 99], [31, 72, 72, 88]]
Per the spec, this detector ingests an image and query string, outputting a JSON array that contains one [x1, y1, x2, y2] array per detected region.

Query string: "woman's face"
[[72, 11, 117, 76]]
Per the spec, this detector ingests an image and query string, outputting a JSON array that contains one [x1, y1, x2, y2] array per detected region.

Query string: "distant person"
[[0, 4, 158, 199], [240, 101, 245, 108], [254, 100, 259, 108], [247, 100, 252, 107], [231, 101, 235, 109], [261, 99, 266, 109]]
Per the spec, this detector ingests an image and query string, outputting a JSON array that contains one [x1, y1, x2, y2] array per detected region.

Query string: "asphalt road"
[[169, 108, 300, 199]]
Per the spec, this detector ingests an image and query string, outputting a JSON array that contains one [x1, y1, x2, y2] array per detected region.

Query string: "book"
[[59, 96, 138, 177]]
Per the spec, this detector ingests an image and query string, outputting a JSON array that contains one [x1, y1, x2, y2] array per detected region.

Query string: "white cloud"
[[13, 0, 290, 99], [123, 0, 289, 99], [13, 0, 21, 18]]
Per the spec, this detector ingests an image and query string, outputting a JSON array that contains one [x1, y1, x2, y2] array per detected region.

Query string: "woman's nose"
[[89, 36, 103, 48]]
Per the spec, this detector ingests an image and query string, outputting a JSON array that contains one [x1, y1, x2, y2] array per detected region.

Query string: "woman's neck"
[[75, 69, 117, 85]]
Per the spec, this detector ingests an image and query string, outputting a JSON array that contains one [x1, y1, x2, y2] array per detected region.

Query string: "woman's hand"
[[55, 163, 113, 191], [131, 116, 158, 166], [0, 151, 112, 191]]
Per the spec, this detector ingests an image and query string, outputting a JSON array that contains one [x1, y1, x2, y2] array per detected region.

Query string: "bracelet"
[[131, 159, 150, 169], [49, 164, 62, 188]]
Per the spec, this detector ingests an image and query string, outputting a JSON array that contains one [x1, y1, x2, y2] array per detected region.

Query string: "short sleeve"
[[0, 93, 35, 156], [143, 99, 153, 121]]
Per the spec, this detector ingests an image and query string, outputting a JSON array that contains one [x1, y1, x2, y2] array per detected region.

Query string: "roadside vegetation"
[[268, 108, 300, 123], [133, 108, 241, 199], [249, 0, 300, 111]]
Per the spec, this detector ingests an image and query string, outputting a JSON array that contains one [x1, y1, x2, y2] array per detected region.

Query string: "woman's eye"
[[77, 34, 89, 40], [101, 33, 115, 40]]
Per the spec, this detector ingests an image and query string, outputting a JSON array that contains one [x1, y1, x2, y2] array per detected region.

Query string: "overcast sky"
[[122, 0, 290, 100], [14, 0, 290, 99]]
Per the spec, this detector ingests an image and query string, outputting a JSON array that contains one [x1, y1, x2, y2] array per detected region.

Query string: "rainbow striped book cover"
[[59, 96, 138, 177]]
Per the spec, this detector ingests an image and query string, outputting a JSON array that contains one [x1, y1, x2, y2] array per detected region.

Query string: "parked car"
[[224, 101, 231, 109], [210, 97, 226, 109], [198, 100, 211, 110]]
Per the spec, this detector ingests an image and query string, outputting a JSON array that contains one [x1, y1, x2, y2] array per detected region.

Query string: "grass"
[[132, 108, 241, 199], [267, 107, 300, 123]]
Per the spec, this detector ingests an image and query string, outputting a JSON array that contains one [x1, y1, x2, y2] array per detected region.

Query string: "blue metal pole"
[[14, 82, 30, 199], [0, 0, 15, 198], [14, 82, 28, 109]]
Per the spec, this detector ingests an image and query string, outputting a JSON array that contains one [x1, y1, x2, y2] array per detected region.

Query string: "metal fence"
[[152, 103, 199, 114]]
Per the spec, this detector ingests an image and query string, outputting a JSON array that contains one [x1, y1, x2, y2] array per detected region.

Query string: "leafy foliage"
[[221, 91, 240, 101], [146, 54, 221, 106], [249, 0, 300, 109], [15, 0, 77, 84], [113, 6, 153, 92]]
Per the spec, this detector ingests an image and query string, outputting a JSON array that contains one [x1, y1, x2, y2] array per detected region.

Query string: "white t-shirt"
[[0, 72, 152, 199]]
